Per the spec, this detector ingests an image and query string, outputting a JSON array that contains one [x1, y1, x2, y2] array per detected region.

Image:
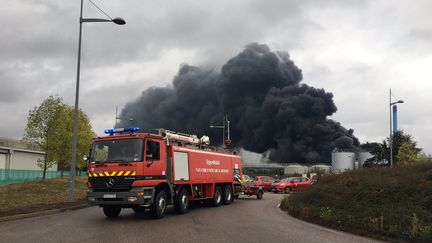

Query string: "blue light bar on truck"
[[104, 127, 140, 135]]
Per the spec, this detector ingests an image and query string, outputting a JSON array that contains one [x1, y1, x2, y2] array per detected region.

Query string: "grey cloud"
[[0, 72, 20, 103], [1, 0, 432, 155]]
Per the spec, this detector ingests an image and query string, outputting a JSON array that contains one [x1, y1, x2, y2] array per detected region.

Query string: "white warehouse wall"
[[10, 150, 53, 170], [0, 153, 6, 169]]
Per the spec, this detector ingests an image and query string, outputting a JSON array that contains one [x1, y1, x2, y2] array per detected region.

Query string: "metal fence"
[[0, 169, 86, 186]]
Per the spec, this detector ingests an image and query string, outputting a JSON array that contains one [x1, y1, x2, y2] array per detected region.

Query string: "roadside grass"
[[0, 176, 88, 217], [280, 163, 432, 242]]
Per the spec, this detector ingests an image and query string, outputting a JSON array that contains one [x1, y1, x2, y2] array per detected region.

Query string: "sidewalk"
[[0, 202, 90, 222]]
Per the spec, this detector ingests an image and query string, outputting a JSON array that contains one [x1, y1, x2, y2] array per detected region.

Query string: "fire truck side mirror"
[[83, 154, 89, 167]]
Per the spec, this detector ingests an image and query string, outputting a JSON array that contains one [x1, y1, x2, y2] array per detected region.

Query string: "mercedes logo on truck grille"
[[106, 178, 115, 188]]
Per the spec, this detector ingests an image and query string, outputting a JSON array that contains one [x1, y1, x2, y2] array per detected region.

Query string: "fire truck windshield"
[[89, 138, 143, 163]]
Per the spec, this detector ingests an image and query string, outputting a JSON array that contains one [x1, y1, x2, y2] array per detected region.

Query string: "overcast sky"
[[1, 0, 431, 154]]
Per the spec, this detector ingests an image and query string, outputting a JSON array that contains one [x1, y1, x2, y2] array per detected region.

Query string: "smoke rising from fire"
[[119, 43, 359, 164]]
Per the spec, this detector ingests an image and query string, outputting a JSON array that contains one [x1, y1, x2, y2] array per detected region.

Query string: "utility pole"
[[389, 89, 404, 167], [389, 88, 393, 167], [210, 115, 230, 147]]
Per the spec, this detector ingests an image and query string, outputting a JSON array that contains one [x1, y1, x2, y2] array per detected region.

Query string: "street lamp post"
[[68, 0, 125, 202], [115, 106, 134, 127], [210, 115, 229, 147], [389, 88, 404, 167]]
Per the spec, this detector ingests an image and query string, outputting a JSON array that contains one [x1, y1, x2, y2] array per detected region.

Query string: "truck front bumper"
[[87, 187, 155, 207]]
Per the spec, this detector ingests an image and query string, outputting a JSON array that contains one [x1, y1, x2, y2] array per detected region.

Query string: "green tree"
[[416, 152, 432, 163], [391, 131, 421, 164], [365, 131, 421, 166], [396, 142, 418, 165], [23, 96, 95, 178], [23, 96, 65, 179], [51, 106, 95, 176], [364, 141, 389, 167]]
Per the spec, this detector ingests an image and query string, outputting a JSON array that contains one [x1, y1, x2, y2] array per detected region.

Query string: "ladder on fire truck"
[[158, 129, 211, 148]]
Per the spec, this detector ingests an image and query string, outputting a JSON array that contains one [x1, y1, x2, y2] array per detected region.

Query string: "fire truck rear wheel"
[[222, 185, 233, 205], [103, 206, 121, 218], [174, 188, 189, 214], [211, 186, 222, 207], [151, 190, 167, 219]]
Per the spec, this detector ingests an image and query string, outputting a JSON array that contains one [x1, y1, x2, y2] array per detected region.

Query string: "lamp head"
[[112, 17, 126, 25]]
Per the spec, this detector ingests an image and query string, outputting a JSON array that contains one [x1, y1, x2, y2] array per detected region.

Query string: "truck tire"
[[151, 190, 167, 219], [284, 187, 291, 194], [211, 186, 222, 207], [257, 190, 263, 199], [222, 185, 233, 205], [103, 206, 121, 218], [174, 188, 189, 214]]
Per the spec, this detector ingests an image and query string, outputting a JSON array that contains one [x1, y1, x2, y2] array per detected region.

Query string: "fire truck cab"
[[86, 127, 242, 219]]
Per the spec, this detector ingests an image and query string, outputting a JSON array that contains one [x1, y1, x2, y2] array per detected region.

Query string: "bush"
[[281, 163, 432, 242]]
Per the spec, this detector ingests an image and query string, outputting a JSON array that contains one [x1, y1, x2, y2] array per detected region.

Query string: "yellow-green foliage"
[[397, 142, 419, 165]]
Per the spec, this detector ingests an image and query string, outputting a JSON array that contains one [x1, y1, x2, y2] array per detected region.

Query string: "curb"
[[0, 204, 91, 223]]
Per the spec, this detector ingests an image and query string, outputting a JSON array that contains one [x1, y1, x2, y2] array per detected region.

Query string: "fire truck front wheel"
[[174, 188, 189, 214], [103, 206, 121, 218], [151, 190, 167, 219]]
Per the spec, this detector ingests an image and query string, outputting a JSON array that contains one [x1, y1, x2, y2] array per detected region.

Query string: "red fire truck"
[[86, 127, 243, 219]]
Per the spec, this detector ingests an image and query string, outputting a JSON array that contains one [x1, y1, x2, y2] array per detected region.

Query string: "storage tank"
[[309, 164, 331, 173], [358, 152, 373, 168], [284, 164, 307, 175], [331, 152, 355, 173]]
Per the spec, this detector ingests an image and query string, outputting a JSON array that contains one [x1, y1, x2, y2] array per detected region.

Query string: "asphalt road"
[[0, 193, 382, 243]]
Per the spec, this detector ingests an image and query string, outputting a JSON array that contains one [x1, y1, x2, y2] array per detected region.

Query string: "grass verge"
[[0, 176, 88, 217], [280, 163, 432, 242]]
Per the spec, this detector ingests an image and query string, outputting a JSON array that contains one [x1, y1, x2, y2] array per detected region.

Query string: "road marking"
[[277, 203, 281, 208]]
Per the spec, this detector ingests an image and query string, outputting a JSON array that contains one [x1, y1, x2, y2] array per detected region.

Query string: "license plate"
[[103, 194, 116, 198]]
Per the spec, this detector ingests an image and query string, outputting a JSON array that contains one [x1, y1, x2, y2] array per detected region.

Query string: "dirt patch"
[[0, 177, 88, 218]]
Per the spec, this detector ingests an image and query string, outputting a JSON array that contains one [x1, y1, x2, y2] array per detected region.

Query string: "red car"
[[271, 177, 311, 194], [255, 176, 276, 191]]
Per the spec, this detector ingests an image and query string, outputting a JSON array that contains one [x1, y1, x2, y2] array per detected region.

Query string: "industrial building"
[[242, 150, 373, 176], [0, 137, 53, 170]]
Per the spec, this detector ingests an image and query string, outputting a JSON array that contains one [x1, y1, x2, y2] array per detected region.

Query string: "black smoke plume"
[[119, 43, 359, 164]]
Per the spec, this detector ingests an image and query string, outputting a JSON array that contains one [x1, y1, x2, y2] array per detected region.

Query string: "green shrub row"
[[281, 163, 432, 242]]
